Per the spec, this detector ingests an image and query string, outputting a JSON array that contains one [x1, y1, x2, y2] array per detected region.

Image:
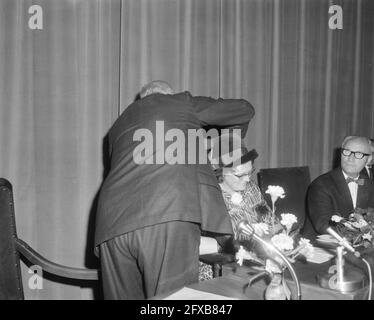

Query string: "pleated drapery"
[[0, 0, 121, 299], [1, 0, 374, 299]]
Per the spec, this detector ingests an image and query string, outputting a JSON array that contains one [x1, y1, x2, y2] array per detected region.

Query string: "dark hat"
[[208, 131, 258, 169]]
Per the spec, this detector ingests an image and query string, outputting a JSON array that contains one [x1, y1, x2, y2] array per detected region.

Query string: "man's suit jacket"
[[361, 166, 374, 180], [94, 91, 254, 247], [307, 167, 374, 235]]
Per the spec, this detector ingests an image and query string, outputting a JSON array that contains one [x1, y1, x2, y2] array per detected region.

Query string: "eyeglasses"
[[225, 166, 256, 179], [341, 148, 370, 160]]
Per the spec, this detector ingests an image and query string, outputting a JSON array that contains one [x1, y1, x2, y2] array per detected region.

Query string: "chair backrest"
[[257, 166, 311, 232], [0, 178, 24, 299]]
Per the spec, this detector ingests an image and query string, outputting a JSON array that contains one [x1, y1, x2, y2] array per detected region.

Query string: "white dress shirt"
[[342, 171, 358, 209], [365, 165, 372, 179]]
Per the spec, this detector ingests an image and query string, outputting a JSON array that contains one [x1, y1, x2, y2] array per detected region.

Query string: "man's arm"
[[307, 180, 335, 234], [192, 95, 255, 138]]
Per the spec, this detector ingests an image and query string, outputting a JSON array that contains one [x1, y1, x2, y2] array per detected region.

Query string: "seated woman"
[[215, 149, 272, 240], [199, 136, 272, 281]]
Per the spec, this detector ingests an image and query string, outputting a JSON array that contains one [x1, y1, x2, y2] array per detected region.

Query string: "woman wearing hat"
[[214, 148, 272, 239], [199, 134, 273, 281]]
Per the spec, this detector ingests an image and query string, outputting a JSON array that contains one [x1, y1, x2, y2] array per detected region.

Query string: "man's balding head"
[[140, 80, 174, 98]]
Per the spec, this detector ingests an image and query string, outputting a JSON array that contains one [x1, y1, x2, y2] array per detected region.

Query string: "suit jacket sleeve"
[[307, 179, 335, 234], [191, 95, 255, 137]]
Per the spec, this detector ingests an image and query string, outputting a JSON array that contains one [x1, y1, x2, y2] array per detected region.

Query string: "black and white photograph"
[[1, 0, 374, 304]]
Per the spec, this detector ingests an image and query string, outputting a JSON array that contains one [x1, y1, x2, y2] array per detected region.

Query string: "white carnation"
[[265, 185, 285, 202], [231, 192, 243, 205], [363, 233, 373, 241], [271, 233, 294, 251], [235, 245, 254, 266], [298, 238, 314, 258], [280, 213, 298, 230], [331, 215, 343, 223], [351, 219, 368, 229]]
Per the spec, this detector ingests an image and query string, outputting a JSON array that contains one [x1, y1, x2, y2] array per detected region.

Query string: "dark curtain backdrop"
[[1, 0, 373, 299]]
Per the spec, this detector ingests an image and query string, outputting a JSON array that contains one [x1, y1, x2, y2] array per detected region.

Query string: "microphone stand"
[[317, 244, 366, 293], [317, 228, 367, 294], [238, 220, 302, 300]]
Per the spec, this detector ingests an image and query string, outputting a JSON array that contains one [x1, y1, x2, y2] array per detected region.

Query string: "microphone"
[[237, 220, 256, 238], [326, 227, 361, 258]]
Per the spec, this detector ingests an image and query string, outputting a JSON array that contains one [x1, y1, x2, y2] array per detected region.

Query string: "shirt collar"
[[342, 170, 359, 181]]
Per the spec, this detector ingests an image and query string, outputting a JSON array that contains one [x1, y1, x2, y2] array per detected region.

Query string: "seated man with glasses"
[[307, 136, 374, 235]]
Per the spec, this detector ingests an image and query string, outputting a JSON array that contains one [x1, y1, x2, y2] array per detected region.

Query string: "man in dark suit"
[[307, 136, 374, 235], [361, 138, 374, 180], [94, 80, 254, 299]]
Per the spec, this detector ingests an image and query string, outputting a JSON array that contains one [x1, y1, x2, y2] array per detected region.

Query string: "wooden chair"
[[0, 177, 229, 298], [257, 166, 311, 233], [199, 253, 235, 278], [0, 178, 99, 300]]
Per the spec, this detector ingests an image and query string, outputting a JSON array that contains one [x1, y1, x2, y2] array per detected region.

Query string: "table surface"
[[152, 276, 250, 300], [220, 260, 370, 300], [157, 250, 373, 300]]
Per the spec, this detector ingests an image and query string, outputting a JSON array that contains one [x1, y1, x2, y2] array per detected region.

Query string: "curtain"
[[0, 0, 120, 299], [120, 0, 374, 179], [120, 0, 222, 111], [218, 0, 374, 178], [1, 0, 374, 299]]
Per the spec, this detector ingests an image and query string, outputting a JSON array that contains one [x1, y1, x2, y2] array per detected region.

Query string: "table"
[[221, 259, 371, 300], [158, 253, 373, 300], [152, 276, 250, 300]]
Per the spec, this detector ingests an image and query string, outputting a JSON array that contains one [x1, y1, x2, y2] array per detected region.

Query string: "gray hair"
[[370, 138, 374, 152], [140, 80, 174, 98], [341, 135, 371, 150], [341, 135, 356, 148]]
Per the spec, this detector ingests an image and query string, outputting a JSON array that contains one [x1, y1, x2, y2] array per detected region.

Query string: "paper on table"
[[306, 247, 335, 264], [164, 287, 238, 300], [199, 236, 219, 255], [317, 234, 339, 243]]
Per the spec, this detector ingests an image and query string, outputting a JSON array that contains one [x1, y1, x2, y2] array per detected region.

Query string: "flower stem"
[[272, 201, 276, 232]]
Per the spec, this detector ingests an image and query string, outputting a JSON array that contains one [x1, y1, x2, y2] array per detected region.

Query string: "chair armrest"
[[199, 253, 235, 278], [15, 238, 99, 281]]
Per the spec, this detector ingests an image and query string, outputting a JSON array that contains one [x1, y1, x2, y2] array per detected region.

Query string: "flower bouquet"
[[235, 185, 314, 299], [330, 208, 374, 249]]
